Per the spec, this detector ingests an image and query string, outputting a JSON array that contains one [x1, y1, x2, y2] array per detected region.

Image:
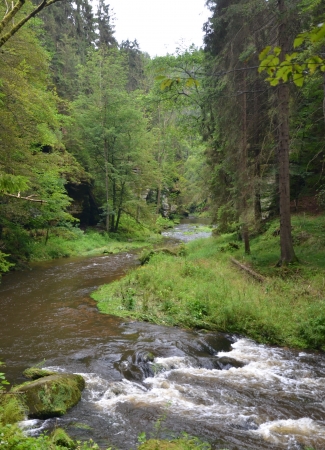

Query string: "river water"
[[1, 224, 325, 450]]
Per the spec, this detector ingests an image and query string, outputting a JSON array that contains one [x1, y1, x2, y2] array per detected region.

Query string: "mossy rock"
[[139, 440, 181, 450], [11, 373, 85, 419], [51, 427, 76, 449], [139, 438, 211, 450], [23, 367, 57, 380], [139, 247, 181, 265]]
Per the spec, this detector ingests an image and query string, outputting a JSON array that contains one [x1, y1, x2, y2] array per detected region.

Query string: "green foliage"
[[259, 23, 325, 87], [0, 174, 30, 195], [28, 228, 151, 261], [298, 311, 325, 349], [0, 252, 14, 276], [0, 397, 26, 426], [69, 48, 158, 233], [0, 363, 9, 393], [156, 216, 175, 230], [51, 428, 76, 449], [0, 422, 103, 450]]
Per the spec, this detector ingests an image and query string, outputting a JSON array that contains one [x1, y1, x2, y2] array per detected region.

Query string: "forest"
[[2, 1, 325, 449], [0, 0, 324, 274]]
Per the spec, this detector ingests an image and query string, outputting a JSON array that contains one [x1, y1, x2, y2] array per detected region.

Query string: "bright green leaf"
[[293, 72, 304, 87], [273, 47, 281, 57], [294, 35, 305, 48], [259, 46, 271, 61], [267, 77, 279, 86]]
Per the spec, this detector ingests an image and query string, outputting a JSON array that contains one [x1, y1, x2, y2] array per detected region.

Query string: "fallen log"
[[230, 257, 265, 283]]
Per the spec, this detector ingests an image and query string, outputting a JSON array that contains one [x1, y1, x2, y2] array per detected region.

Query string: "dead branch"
[[4, 193, 47, 203], [230, 257, 265, 283]]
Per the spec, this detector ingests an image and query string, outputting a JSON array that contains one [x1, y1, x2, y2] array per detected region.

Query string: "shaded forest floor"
[[92, 213, 325, 351]]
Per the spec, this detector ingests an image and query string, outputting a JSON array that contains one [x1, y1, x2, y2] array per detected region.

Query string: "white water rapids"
[[21, 337, 325, 449]]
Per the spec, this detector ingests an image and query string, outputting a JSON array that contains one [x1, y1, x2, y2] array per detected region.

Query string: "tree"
[[69, 49, 156, 232], [120, 39, 146, 92], [0, 0, 62, 48], [258, 0, 325, 264], [276, 0, 297, 264], [146, 49, 208, 216], [96, 0, 117, 48], [40, 0, 96, 99], [0, 22, 87, 265], [202, 0, 272, 238]]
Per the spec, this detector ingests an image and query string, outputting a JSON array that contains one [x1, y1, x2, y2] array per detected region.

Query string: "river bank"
[[0, 219, 165, 278], [92, 213, 325, 352], [1, 215, 325, 450]]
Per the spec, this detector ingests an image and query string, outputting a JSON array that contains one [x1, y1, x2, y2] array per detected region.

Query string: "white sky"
[[108, 0, 211, 57]]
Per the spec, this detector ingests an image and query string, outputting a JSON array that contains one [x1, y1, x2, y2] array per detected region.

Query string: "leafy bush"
[[299, 312, 325, 349], [156, 216, 175, 230]]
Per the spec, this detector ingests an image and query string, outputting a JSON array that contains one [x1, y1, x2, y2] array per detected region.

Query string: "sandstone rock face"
[[12, 373, 85, 419]]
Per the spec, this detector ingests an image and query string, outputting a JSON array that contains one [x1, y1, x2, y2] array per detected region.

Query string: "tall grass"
[[28, 226, 160, 261], [92, 213, 325, 350]]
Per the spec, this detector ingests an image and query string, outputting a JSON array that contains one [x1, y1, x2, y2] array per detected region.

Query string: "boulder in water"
[[23, 367, 57, 380], [12, 373, 85, 419]]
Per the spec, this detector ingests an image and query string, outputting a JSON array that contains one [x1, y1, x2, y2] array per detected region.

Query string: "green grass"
[[28, 226, 162, 261], [92, 213, 325, 351]]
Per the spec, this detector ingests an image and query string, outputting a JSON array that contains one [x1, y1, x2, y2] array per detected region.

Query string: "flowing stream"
[[1, 222, 325, 450]]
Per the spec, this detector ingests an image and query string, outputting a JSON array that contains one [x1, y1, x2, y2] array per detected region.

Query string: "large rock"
[[12, 373, 85, 419]]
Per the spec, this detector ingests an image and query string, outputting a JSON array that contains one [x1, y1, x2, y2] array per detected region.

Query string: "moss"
[[139, 438, 212, 450], [51, 427, 76, 449], [23, 367, 57, 380], [0, 394, 26, 425], [11, 373, 85, 419]]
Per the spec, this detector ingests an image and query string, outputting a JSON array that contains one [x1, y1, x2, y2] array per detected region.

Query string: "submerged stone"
[[12, 373, 85, 419]]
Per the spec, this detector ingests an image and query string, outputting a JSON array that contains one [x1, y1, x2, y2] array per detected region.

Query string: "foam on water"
[[81, 338, 325, 447], [18, 418, 55, 436], [19, 338, 325, 448], [253, 418, 325, 446]]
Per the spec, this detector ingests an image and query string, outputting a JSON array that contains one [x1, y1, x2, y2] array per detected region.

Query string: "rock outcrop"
[[12, 373, 85, 419]]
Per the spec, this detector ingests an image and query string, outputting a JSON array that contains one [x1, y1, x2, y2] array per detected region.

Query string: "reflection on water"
[[1, 223, 325, 449]]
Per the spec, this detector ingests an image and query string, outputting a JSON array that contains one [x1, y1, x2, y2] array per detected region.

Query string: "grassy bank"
[[28, 227, 158, 261], [0, 215, 166, 274], [91, 213, 325, 351]]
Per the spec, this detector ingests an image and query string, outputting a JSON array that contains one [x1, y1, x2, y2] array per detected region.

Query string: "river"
[[0, 222, 325, 450]]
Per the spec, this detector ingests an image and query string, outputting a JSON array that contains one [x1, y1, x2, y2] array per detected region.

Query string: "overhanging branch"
[[0, 0, 62, 48], [3, 193, 47, 203]]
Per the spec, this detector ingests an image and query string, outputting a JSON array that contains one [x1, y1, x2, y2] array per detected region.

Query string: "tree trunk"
[[45, 227, 49, 246], [104, 154, 109, 233], [114, 182, 125, 232], [156, 186, 161, 214], [253, 80, 262, 225], [277, 0, 297, 265], [104, 139, 109, 233], [241, 65, 250, 254], [323, 72, 325, 126]]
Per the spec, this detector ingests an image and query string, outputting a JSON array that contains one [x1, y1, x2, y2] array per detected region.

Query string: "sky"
[[107, 0, 211, 57]]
